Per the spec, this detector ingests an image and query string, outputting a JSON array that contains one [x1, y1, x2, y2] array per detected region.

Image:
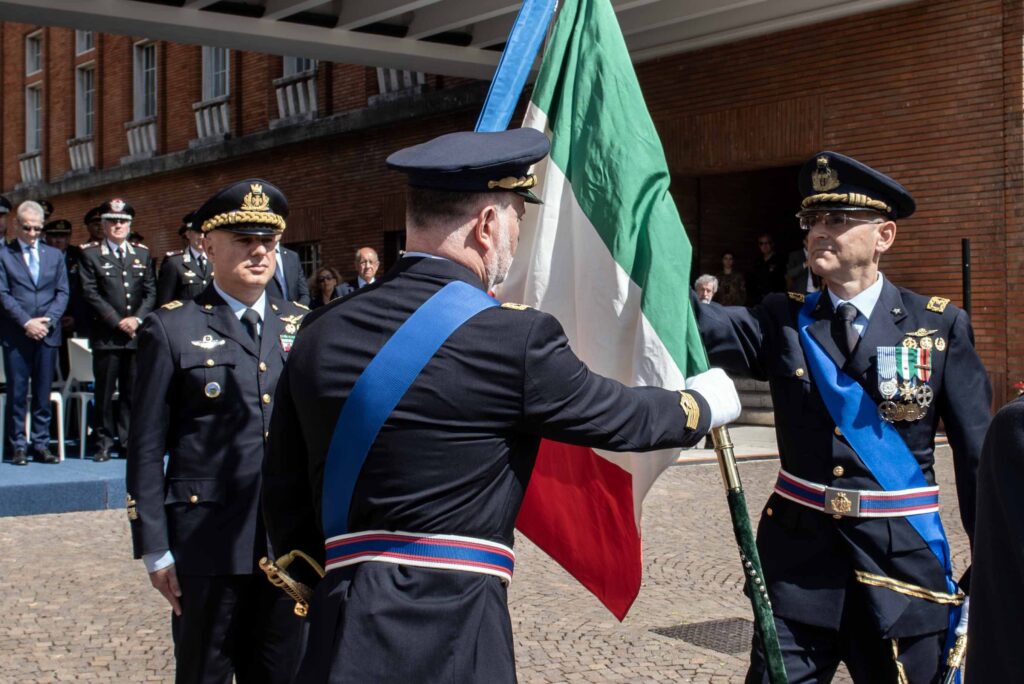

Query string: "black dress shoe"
[[94, 450, 111, 463], [12, 449, 28, 466], [35, 449, 58, 464]]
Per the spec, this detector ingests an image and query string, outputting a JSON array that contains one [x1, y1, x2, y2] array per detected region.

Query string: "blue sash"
[[797, 292, 961, 642], [320, 281, 499, 537]]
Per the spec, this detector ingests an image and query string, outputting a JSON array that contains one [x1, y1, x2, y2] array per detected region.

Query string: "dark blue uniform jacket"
[[261, 256, 713, 683], [696, 278, 990, 638]]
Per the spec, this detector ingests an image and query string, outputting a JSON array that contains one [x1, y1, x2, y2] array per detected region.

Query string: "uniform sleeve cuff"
[[143, 550, 175, 573]]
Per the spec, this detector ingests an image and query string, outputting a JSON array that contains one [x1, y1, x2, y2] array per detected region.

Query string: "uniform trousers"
[[2, 341, 57, 454], [92, 348, 135, 453], [746, 598, 945, 684], [171, 573, 303, 684]]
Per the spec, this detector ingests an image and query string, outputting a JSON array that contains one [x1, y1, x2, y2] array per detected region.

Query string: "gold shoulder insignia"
[[81, 241, 99, 250], [501, 302, 533, 311], [162, 300, 183, 310], [787, 292, 805, 303], [133, 243, 149, 250], [926, 297, 950, 313], [293, 302, 310, 311]]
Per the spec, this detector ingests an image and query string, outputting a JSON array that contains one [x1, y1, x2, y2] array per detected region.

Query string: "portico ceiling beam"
[[334, 0, 442, 30], [0, 0, 500, 79], [262, 0, 328, 21], [405, 0, 520, 41]]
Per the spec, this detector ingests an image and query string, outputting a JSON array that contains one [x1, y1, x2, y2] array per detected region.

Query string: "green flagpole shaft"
[[711, 426, 788, 684]]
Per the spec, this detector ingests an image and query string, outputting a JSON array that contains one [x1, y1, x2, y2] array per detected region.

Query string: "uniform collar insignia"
[[190, 334, 226, 350]]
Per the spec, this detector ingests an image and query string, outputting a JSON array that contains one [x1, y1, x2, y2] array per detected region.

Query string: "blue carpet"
[[0, 457, 126, 517]]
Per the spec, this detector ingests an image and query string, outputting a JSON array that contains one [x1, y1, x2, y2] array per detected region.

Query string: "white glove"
[[685, 368, 741, 429], [955, 596, 969, 636]]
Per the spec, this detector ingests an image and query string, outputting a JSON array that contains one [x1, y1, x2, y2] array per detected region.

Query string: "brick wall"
[[3, 0, 1020, 398]]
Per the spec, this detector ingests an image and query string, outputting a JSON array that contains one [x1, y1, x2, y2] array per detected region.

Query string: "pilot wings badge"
[[191, 335, 226, 350]]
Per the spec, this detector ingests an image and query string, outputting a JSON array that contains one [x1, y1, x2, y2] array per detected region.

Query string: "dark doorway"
[[672, 165, 802, 305]]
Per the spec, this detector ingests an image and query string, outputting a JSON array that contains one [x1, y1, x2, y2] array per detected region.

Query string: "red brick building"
[[0, 0, 1019, 401]]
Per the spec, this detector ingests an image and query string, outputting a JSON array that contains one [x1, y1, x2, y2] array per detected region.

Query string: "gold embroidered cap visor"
[[194, 179, 289, 236], [798, 151, 915, 220]]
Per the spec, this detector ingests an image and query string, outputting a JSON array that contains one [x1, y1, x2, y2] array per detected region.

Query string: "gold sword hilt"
[[259, 550, 326, 618]]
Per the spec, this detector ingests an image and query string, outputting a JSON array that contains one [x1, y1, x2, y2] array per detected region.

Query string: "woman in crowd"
[[715, 251, 746, 306], [309, 266, 344, 309]]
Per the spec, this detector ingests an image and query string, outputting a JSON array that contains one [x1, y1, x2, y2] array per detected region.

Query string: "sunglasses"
[[318, 274, 336, 282], [20, 226, 43, 233]]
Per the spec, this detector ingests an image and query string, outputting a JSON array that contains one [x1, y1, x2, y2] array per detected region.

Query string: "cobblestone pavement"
[[0, 446, 968, 683]]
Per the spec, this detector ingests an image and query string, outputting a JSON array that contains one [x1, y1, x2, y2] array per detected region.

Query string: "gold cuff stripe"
[[679, 391, 700, 431], [201, 211, 287, 233], [801, 192, 891, 215], [854, 570, 964, 605]]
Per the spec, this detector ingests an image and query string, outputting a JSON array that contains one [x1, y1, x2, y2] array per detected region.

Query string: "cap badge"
[[241, 183, 271, 212], [811, 156, 840, 192], [110, 199, 125, 213]]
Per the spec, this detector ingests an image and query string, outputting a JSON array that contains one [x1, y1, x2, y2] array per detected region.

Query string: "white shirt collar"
[[357, 276, 375, 288], [17, 238, 36, 253], [189, 247, 205, 262], [106, 238, 126, 254], [213, 281, 266, 322], [827, 272, 885, 320], [403, 251, 448, 261]]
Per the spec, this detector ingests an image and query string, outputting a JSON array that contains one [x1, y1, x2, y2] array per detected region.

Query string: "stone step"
[[737, 407, 776, 426], [739, 391, 774, 409], [734, 377, 770, 392]]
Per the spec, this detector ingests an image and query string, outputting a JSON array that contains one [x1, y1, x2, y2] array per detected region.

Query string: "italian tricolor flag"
[[498, 0, 709, 620]]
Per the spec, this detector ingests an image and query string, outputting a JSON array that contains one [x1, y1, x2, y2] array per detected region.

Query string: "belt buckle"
[[824, 487, 860, 517]]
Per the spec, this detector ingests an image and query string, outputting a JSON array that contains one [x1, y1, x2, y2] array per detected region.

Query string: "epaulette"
[[926, 296, 950, 313], [165, 249, 183, 257], [501, 302, 533, 311], [162, 300, 183, 310], [80, 241, 99, 250], [132, 242, 149, 250], [787, 292, 805, 303], [293, 302, 310, 311]]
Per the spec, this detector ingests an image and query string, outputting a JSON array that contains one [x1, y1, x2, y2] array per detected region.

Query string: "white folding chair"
[[65, 338, 95, 459]]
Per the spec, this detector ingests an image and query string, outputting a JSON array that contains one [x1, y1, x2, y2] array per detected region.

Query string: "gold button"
[[259, 362, 267, 372], [832, 465, 845, 477], [262, 393, 271, 404], [189, 495, 199, 504], [833, 514, 842, 520], [206, 359, 215, 367], [834, 427, 842, 437], [794, 368, 805, 378], [765, 507, 774, 517]]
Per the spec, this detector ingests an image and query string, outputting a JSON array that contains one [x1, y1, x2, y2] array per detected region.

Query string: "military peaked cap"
[[193, 179, 287, 235], [43, 218, 72, 235], [0, 196, 12, 215], [99, 198, 136, 222], [798, 151, 915, 220], [84, 206, 102, 225], [386, 128, 550, 204]]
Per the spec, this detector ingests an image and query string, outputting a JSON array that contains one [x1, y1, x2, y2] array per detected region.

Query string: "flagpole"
[[711, 426, 788, 683]]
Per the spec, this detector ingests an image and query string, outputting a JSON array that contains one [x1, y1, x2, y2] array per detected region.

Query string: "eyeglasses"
[[797, 211, 885, 231], [19, 225, 43, 233], [317, 275, 336, 282]]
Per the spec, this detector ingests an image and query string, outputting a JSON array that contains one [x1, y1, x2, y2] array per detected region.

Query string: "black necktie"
[[197, 255, 206, 276], [114, 247, 123, 263], [833, 302, 860, 357], [241, 308, 261, 345]]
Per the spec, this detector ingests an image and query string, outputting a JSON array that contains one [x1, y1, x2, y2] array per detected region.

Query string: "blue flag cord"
[[475, 0, 558, 132]]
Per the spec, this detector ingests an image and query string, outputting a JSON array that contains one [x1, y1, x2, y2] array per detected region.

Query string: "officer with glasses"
[[694, 151, 990, 682]]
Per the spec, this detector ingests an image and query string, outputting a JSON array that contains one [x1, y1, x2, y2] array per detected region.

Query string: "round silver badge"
[[879, 379, 898, 399], [204, 382, 221, 399]]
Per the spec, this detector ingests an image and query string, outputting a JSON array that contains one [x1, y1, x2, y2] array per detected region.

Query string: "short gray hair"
[[16, 200, 44, 223], [695, 274, 718, 292]]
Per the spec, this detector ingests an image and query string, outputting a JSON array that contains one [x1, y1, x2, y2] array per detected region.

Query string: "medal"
[[204, 382, 221, 398], [903, 403, 920, 421], [879, 401, 899, 422], [915, 385, 934, 407], [920, 337, 933, 350], [877, 347, 899, 399], [916, 349, 931, 382], [902, 337, 917, 349], [934, 337, 946, 351]]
